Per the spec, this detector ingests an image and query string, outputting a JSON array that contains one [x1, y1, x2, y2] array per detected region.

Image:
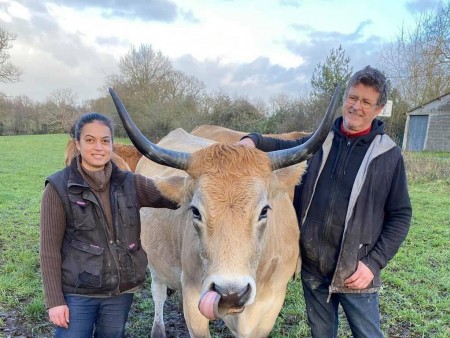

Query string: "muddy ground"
[[1, 286, 418, 337], [1, 288, 234, 338]]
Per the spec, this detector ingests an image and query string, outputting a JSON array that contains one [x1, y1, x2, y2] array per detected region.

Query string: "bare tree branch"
[[0, 28, 22, 83], [379, 1, 450, 106]]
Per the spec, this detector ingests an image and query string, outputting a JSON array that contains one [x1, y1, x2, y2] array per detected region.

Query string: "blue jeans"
[[55, 293, 133, 338], [301, 271, 384, 338]]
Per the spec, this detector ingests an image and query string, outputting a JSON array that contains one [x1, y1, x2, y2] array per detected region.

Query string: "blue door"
[[406, 115, 428, 151]]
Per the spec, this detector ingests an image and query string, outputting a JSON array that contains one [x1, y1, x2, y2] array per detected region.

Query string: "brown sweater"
[[40, 157, 178, 309]]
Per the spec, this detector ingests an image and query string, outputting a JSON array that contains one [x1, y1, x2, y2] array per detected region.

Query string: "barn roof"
[[408, 91, 450, 113]]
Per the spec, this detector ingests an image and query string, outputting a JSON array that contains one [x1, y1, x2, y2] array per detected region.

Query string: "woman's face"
[[75, 121, 113, 171]]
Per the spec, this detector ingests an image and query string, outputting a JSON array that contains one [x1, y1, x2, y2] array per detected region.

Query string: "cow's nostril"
[[237, 283, 251, 298], [237, 284, 252, 306], [210, 283, 217, 292]]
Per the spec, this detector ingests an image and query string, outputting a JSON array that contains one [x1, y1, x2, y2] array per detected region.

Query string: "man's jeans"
[[301, 271, 384, 338], [55, 293, 133, 338]]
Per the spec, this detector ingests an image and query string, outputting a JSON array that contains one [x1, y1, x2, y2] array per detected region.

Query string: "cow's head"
[[109, 86, 341, 320], [184, 144, 275, 318]]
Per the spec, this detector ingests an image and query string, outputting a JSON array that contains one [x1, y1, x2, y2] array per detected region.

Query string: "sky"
[[0, 0, 441, 104]]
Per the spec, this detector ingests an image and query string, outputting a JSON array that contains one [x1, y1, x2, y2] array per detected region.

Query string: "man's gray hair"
[[345, 66, 388, 106]]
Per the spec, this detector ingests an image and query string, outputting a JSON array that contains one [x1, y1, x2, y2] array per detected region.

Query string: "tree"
[[381, 86, 409, 146], [42, 88, 79, 133], [200, 91, 265, 132], [266, 93, 310, 133], [0, 28, 22, 83], [11, 95, 33, 134], [115, 44, 206, 103], [118, 44, 173, 97], [379, 1, 450, 106], [310, 45, 353, 99], [307, 46, 352, 129], [104, 44, 207, 140]]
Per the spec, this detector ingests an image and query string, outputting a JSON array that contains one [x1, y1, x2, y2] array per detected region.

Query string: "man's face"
[[342, 83, 385, 134]]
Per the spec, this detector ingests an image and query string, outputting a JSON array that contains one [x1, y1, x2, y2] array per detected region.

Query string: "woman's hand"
[[48, 305, 70, 328]]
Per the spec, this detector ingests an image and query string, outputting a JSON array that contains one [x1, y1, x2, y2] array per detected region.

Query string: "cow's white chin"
[[198, 290, 245, 320]]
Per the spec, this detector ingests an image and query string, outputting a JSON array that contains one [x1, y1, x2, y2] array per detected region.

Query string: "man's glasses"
[[346, 95, 378, 110]]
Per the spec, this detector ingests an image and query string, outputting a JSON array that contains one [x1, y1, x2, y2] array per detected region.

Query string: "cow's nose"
[[213, 282, 252, 308]]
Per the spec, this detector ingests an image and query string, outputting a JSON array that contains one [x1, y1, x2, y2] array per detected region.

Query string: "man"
[[239, 66, 412, 337]]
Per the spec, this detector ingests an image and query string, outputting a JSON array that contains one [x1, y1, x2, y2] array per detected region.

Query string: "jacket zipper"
[[326, 139, 352, 302]]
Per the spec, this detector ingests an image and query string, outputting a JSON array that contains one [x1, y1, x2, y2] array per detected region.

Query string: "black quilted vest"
[[46, 159, 148, 296]]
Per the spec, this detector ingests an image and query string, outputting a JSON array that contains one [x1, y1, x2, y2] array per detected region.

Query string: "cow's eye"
[[258, 205, 271, 221], [189, 206, 202, 221]]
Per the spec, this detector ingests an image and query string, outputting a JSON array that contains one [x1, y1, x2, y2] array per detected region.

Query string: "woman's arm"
[[40, 184, 66, 309], [134, 174, 179, 209]]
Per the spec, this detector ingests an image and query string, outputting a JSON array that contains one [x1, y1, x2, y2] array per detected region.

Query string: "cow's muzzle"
[[198, 283, 251, 320]]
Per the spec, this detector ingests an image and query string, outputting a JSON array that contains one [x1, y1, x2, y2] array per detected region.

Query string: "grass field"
[[0, 134, 449, 337]]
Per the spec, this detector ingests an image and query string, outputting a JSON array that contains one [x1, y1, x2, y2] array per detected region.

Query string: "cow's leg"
[[151, 275, 168, 338], [182, 286, 211, 338]]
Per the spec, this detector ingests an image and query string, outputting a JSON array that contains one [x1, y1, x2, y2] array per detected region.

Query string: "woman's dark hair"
[[70, 112, 114, 141]]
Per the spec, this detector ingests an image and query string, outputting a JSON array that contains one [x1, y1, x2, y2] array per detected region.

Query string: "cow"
[[64, 139, 142, 171], [109, 85, 341, 338], [191, 124, 310, 144], [110, 143, 142, 171]]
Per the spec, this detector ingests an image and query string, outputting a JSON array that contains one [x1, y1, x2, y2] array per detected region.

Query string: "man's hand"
[[344, 261, 374, 290], [48, 305, 70, 328], [236, 137, 255, 148]]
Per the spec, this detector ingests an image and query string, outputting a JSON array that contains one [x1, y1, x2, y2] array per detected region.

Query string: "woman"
[[40, 112, 178, 338]]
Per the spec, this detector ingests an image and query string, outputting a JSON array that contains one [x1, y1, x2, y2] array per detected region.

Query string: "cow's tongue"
[[198, 290, 221, 320]]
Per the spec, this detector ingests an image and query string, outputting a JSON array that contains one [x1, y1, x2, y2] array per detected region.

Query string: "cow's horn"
[[268, 84, 342, 170], [109, 88, 191, 170]]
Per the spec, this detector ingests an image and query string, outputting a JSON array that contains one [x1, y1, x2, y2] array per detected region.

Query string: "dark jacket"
[[247, 117, 412, 295], [46, 159, 148, 296]]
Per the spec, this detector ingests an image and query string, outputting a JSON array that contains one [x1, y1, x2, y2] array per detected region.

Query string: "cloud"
[[179, 9, 200, 23], [45, 0, 179, 22], [405, 0, 441, 13], [96, 36, 122, 46], [171, 14, 389, 102], [0, 0, 420, 103], [232, 57, 297, 85], [1, 1, 119, 101], [173, 54, 308, 101], [285, 19, 385, 76], [280, 0, 301, 8]]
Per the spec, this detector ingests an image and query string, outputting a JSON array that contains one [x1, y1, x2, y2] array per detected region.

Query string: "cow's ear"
[[154, 176, 189, 204], [269, 162, 307, 200]]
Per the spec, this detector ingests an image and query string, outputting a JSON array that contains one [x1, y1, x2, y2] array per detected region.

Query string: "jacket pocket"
[[117, 193, 139, 228], [300, 217, 323, 264], [358, 243, 368, 260], [68, 194, 96, 231], [62, 239, 104, 289], [118, 241, 148, 284]]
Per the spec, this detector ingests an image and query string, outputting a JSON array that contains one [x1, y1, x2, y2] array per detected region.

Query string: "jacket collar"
[[332, 117, 385, 144], [67, 156, 128, 190]]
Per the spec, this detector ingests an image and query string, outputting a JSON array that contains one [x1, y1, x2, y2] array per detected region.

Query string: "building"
[[403, 92, 450, 152]]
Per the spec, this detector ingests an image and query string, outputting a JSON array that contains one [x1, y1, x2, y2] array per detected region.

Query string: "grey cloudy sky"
[[0, 0, 440, 103]]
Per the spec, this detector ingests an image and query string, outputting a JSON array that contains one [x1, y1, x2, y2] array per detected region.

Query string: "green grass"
[[403, 151, 450, 182], [0, 134, 449, 337], [378, 181, 450, 337], [274, 177, 450, 338]]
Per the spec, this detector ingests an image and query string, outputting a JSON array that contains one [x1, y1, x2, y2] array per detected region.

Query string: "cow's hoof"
[[151, 324, 166, 338]]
